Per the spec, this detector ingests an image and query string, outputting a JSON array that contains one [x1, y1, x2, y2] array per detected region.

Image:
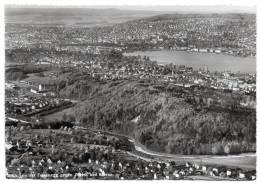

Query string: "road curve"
[[76, 126, 256, 170], [7, 118, 255, 170], [129, 138, 256, 159]]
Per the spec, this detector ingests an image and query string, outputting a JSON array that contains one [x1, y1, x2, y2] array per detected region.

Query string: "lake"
[[124, 50, 256, 73]]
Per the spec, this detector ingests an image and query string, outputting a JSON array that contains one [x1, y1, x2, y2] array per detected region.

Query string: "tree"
[[62, 113, 68, 121], [224, 143, 231, 154], [212, 143, 224, 155]]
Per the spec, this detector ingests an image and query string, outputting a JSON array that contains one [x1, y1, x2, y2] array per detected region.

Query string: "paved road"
[[6, 117, 30, 124], [7, 118, 256, 170], [76, 126, 256, 170]]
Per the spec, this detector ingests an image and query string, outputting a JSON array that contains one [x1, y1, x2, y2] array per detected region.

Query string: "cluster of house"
[[6, 13, 256, 58], [6, 137, 257, 180], [6, 94, 65, 116], [6, 143, 256, 180], [5, 82, 19, 90], [79, 61, 256, 108], [63, 51, 256, 96], [43, 72, 59, 78], [213, 77, 256, 93], [86, 15, 256, 57], [58, 45, 125, 55], [5, 123, 256, 180], [29, 84, 56, 97]]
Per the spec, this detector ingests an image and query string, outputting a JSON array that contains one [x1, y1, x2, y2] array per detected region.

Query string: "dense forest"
[[56, 73, 256, 155]]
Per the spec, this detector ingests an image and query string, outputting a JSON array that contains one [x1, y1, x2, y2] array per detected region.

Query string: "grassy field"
[[24, 73, 57, 85], [133, 145, 256, 170], [132, 140, 256, 170], [43, 107, 75, 121], [198, 155, 256, 170]]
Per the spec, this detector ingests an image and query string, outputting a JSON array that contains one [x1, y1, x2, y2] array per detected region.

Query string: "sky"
[[5, 5, 256, 14], [82, 5, 257, 13], [4, 0, 257, 13]]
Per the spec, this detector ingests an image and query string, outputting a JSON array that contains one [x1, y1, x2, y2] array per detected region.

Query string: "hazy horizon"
[[5, 5, 256, 14]]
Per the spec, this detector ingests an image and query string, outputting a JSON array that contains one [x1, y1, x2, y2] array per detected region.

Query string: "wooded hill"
[[58, 76, 256, 155]]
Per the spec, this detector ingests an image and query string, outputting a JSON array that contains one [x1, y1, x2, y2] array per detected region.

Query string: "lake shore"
[[124, 50, 256, 74]]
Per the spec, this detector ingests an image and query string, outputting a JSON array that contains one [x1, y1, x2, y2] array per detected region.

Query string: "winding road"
[[76, 126, 256, 170], [6, 117, 256, 171]]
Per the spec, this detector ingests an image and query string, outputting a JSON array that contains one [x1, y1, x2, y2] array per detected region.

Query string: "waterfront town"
[[5, 7, 256, 181]]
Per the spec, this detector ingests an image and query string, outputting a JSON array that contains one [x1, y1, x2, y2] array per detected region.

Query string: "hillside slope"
[[60, 78, 256, 155]]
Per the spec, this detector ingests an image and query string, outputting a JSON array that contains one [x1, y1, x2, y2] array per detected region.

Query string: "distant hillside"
[[5, 7, 162, 27], [120, 13, 256, 27]]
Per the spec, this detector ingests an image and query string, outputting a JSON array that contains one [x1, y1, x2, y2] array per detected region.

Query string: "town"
[[6, 14, 256, 57], [5, 7, 256, 181], [6, 48, 256, 110], [5, 110, 257, 180], [5, 49, 256, 180]]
